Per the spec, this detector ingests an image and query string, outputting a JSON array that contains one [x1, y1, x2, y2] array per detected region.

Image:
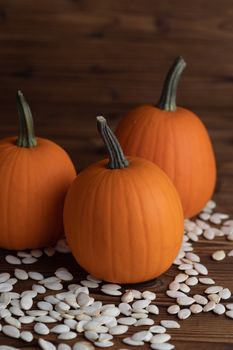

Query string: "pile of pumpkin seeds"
[[0, 199, 232, 350]]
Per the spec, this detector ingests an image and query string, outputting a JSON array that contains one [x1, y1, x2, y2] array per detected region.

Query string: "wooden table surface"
[[0, 111, 232, 350], [0, 0, 233, 349]]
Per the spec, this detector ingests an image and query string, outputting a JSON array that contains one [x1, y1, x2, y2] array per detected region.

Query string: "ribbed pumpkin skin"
[[115, 105, 216, 218], [64, 157, 184, 283], [0, 137, 76, 250]]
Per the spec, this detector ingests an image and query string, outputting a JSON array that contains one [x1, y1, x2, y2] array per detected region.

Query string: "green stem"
[[16, 91, 37, 148], [97, 116, 129, 169], [157, 56, 186, 112]]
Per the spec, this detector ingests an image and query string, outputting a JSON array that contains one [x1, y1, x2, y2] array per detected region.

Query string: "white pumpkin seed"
[[55, 268, 73, 281], [150, 333, 171, 343], [226, 303, 233, 310], [101, 288, 122, 296], [101, 283, 121, 290], [186, 277, 198, 286], [131, 330, 152, 342], [122, 337, 144, 346], [131, 289, 142, 299], [210, 213, 222, 224], [21, 295, 33, 310], [177, 296, 195, 306], [149, 325, 166, 334], [179, 283, 190, 293], [134, 318, 154, 326], [73, 341, 95, 350], [102, 307, 120, 317], [169, 281, 180, 291], [228, 249, 233, 256], [109, 325, 128, 335], [203, 229, 215, 240], [175, 273, 188, 283], [160, 320, 180, 329], [0, 272, 10, 283], [8, 278, 18, 285], [94, 341, 114, 348], [167, 304, 180, 315], [44, 282, 63, 291], [27, 310, 48, 316], [31, 249, 43, 258], [185, 269, 198, 276], [0, 309, 11, 318], [199, 212, 210, 220], [205, 286, 223, 294], [51, 324, 70, 333], [22, 257, 38, 264], [19, 316, 34, 324], [99, 333, 113, 342], [34, 322, 50, 335], [199, 277, 215, 285], [10, 306, 24, 317], [147, 304, 159, 315], [17, 251, 31, 258], [196, 219, 210, 229], [21, 330, 33, 342], [212, 250, 226, 261], [219, 288, 231, 300], [187, 231, 198, 242], [118, 317, 137, 325], [84, 330, 98, 341], [166, 290, 186, 298], [178, 263, 193, 270], [81, 280, 99, 289], [5, 316, 21, 328], [50, 310, 63, 321], [118, 303, 132, 316], [58, 344, 71, 350], [213, 303, 225, 315], [2, 325, 20, 338], [142, 291, 156, 300], [0, 283, 13, 292], [226, 310, 233, 319], [38, 338, 56, 350], [194, 263, 208, 275], [28, 271, 44, 281], [32, 284, 46, 294], [0, 347, 19, 350], [78, 292, 91, 307], [36, 316, 57, 323], [86, 274, 102, 283], [193, 294, 208, 305], [178, 308, 191, 319], [208, 294, 221, 304], [203, 301, 216, 312], [190, 304, 203, 314], [56, 301, 70, 312], [227, 234, 233, 241], [6, 255, 21, 265], [121, 290, 134, 303], [58, 331, 77, 340], [185, 252, 200, 262]]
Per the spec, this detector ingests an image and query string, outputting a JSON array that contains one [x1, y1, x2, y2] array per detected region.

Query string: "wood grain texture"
[[0, 0, 232, 348]]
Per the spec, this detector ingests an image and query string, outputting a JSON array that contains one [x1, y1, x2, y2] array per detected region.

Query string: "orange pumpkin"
[[0, 91, 76, 250], [115, 56, 216, 218], [64, 116, 183, 283]]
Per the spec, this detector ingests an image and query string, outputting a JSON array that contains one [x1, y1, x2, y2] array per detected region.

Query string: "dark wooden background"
[[0, 1, 233, 349]]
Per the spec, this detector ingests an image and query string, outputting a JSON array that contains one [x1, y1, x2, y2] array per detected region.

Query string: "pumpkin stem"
[[157, 56, 186, 112], [97, 116, 129, 169], [16, 91, 37, 148]]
